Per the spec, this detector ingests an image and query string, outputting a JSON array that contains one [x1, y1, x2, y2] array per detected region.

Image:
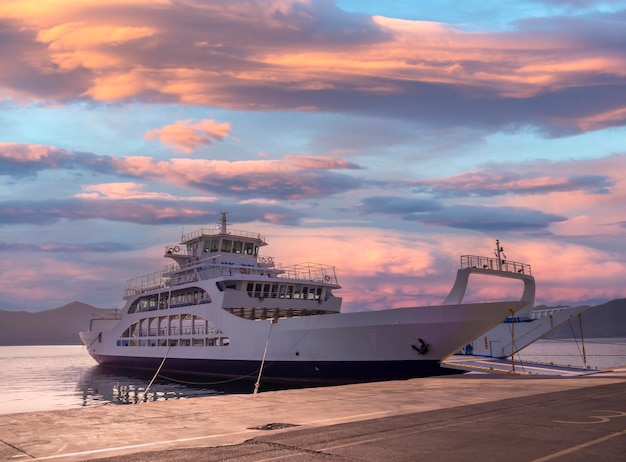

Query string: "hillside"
[[0, 301, 117, 345], [540, 298, 626, 339]]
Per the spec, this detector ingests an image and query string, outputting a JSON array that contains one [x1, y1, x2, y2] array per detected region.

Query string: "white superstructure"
[[80, 214, 528, 385]]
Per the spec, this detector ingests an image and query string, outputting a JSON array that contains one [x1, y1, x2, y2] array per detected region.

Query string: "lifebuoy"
[[324, 275, 331, 282], [173, 246, 180, 252], [240, 268, 248, 274], [267, 257, 273, 263]]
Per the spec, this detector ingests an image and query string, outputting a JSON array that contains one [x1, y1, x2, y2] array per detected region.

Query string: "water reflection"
[[76, 365, 255, 407]]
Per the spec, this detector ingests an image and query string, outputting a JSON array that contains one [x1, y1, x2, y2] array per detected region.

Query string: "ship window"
[[247, 282, 254, 296], [315, 287, 323, 300], [193, 317, 206, 335], [210, 239, 219, 252], [206, 338, 217, 346], [180, 339, 191, 347], [271, 284, 278, 298], [244, 242, 254, 255], [262, 284, 271, 298], [293, 285, 302, 299], [181, 314, 192, 335], [233, 240, 243, 254], [221, 239, 233, 252], [301, 287, 309, 300], [285, 285, 294, 299], [193, 338, 204, 346]]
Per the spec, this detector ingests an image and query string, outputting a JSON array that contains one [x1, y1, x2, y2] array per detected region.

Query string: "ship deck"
[[442, 354, 601, 376]]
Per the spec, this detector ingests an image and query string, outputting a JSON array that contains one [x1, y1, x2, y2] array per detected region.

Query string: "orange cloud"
[[2, 0, 625, 119], [144, 119, 232, 154], [37, 22, 155, 70]]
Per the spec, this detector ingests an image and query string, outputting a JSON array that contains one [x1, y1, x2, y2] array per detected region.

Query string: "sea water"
[[515, 337, 626, 370], [1, 339, 625, 415], [0, 345, 254, 415]]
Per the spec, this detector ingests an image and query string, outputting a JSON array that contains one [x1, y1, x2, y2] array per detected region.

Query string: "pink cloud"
[[144, 119, 232, 154], [75, 182, 216, 201], [0, 142, 364, 200], [285, 154, 362, 170], [0, 142, 63, 161]]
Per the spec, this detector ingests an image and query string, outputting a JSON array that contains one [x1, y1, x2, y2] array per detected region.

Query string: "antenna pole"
[[496, 239, 502, 271], [220, 211, 228, 234]]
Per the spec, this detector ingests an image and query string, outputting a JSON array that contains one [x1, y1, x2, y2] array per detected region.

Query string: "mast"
[[495, 239, 503, 271], [219, 211, 228, 234]]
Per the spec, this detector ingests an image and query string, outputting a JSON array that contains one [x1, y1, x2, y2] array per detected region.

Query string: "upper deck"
[[123, 257, 339, 297], [459, 254, 531, 275], [180, 227, 266, 245]]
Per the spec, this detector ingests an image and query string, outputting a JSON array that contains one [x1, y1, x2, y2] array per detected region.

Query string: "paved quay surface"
[[1, 369, 625, 461]]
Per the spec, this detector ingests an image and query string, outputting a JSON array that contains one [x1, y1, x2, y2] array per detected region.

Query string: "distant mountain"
[[540, 298, 626, 339], [0, 301, 117, 346]]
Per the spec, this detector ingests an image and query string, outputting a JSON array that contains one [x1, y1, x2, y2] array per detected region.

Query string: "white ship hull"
[[81, 299, 526, 384]]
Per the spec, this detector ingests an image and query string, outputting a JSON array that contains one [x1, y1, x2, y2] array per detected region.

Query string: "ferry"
[[80, 213, 527, 386]]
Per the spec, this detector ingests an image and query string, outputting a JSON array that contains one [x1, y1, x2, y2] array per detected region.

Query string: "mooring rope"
[[140, 345, 172, 402], [254, 319, 275, 394]]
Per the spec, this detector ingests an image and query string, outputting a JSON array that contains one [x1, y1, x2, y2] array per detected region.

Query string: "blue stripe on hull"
[[92, 355, 456, 385]]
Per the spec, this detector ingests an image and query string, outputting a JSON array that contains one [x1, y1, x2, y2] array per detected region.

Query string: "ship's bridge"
[[164, 213, 267, 268]]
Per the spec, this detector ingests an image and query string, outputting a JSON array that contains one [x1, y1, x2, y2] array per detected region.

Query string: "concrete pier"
[[1, 369, 625, 461]]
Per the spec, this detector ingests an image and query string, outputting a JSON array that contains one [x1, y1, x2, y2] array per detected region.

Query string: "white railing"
[[279, 262, 338, 285], [180, 227, 265, 243], [125, 259, 339, 296], [124, 271, 168, 297], [460, 255, 531, 275]]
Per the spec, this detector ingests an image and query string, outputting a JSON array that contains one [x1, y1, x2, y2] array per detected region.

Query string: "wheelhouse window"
[[244, 242, 256, 255], [221, 239, 233, 252], [210, 238, 219, 252]]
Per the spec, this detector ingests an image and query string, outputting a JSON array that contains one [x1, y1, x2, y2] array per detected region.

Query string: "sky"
[[1, 0, 626, 312]]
